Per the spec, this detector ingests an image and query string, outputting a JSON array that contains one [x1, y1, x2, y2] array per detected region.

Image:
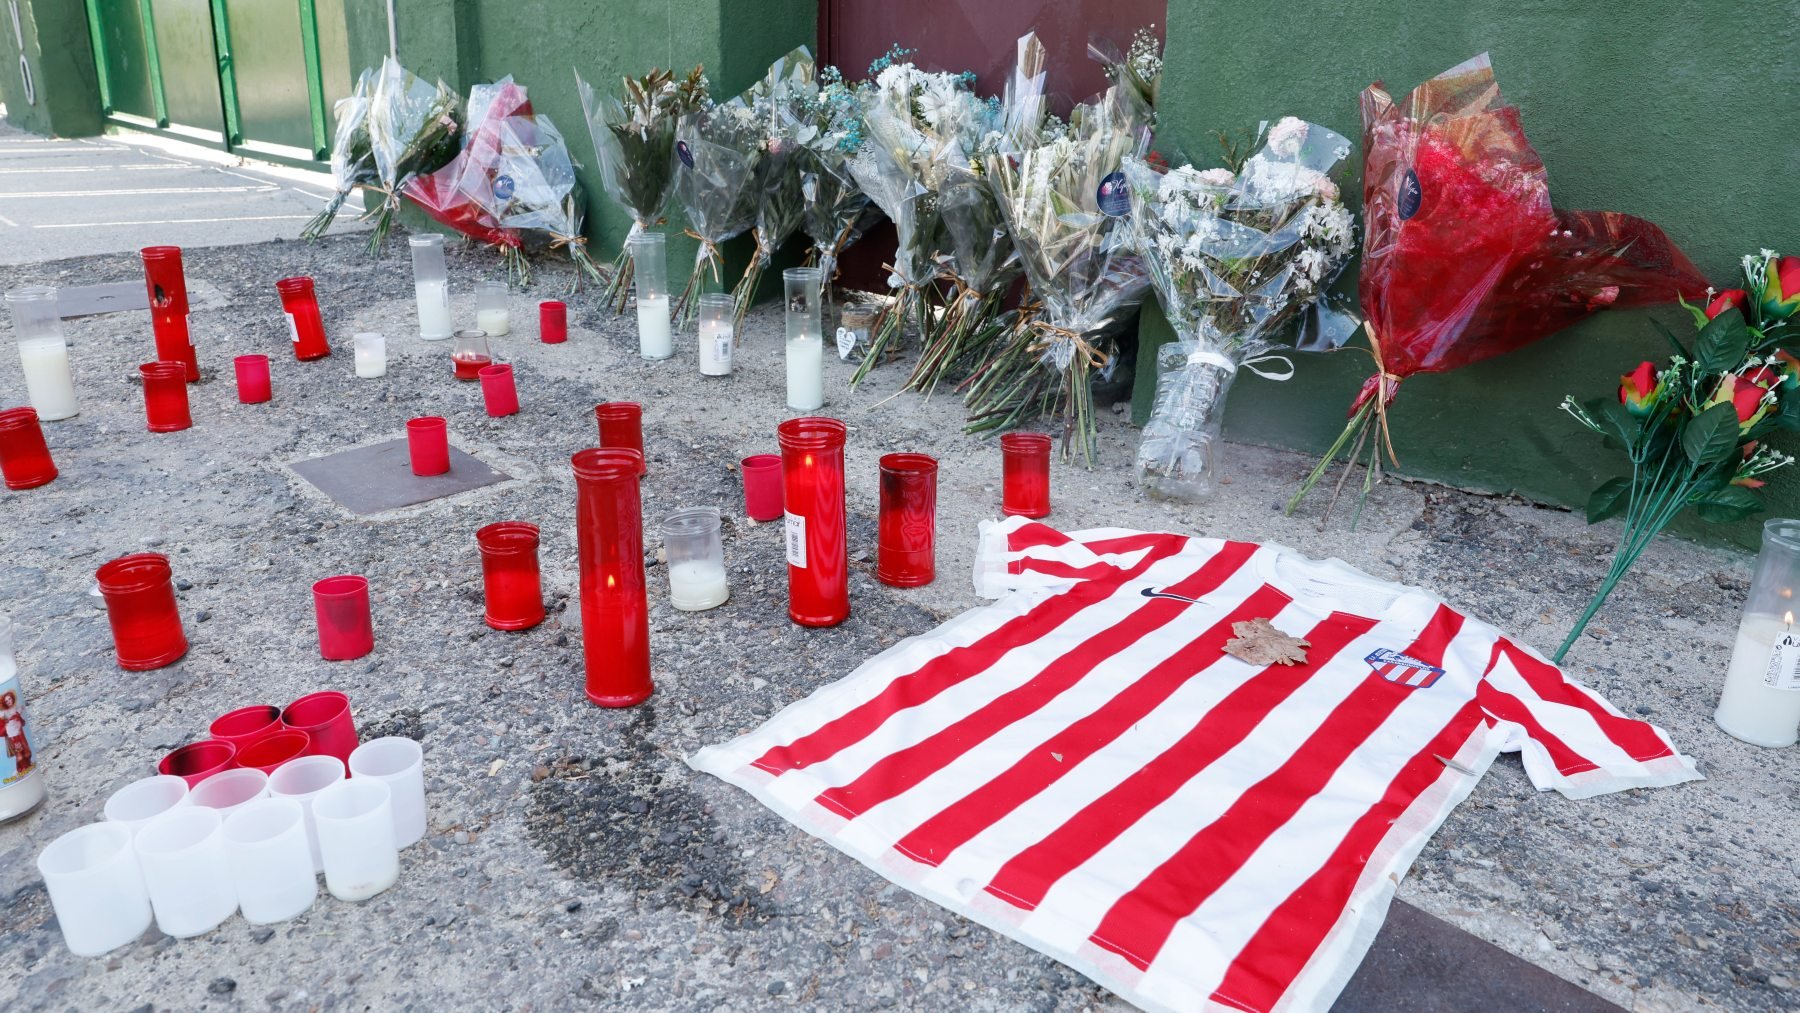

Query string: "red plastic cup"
[[140, 246, 199, 383], [878, 453, 938, 587], [139, 361, 192, 432], [741, 454, 783, 522], [572, 448, 653, 707], [477, 521, 544, 631], [158, 740, 237, 787], [312, 575, 373, 661], [96, 552, 188, 670], [779, 417, 850, 628], [281, 691, 357, 766], [276, 277, 331, 361], [234, 729, 311, 775], [0, 407, 58, 490], [1000, 432, 1052, 518], [595, 402, 646, 476], [234, 354, 271, 404], [539, 300, 567, 344], [209, 705, 282, 751], [479, 364, 519, 417], [407, 416, 449, 477]]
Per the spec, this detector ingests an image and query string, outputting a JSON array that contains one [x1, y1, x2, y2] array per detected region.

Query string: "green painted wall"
[[1136, 0, 1800, 548], [0, 0, 104, 136]]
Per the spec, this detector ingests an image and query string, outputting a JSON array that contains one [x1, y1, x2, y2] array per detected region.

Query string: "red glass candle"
[[479, 364, 519, 417], [96, 552, 188, 670], [209, 705, 282, 751], [595, 402, 646, 476], [1000, 432, 1052, 518], [740, 453, 783, 521], [157, 740, 237, 787], [140, 246, 199, 382], [477, 521, 544, 631], [778, 417, 849, 627], [234, 354, 271, 404], [539, 300, 567, 344], [407, 416, 449, 476], [281, 691, 357, 766], [312, 575, 373, 661], [275, 277, 331, 361], [572, 448, 652, 707], [0, 407, 58, 490], [139, 361, 192, 432], [233, 729, 310, 775], [877, 453, 938, 587]]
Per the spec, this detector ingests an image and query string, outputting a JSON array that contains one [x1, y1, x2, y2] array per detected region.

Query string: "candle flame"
[[607, 574, 616, 590], [1784, 588, 1794, 600], [804, 454, 813, 468], [1786, 611, 1794, 626]]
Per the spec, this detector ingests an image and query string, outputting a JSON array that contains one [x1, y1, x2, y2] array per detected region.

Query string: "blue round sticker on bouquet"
[[1097, 171, 1129, 217], [677, 140, 695, 169], [1398, 168, 1422, 220], [494, 174, 515, 201]]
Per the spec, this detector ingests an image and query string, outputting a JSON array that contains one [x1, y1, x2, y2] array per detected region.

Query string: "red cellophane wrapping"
[[402, 78, 533, 259]]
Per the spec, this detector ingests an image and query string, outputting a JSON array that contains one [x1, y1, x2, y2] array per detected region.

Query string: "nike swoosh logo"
[[1141, 588, 1203, 605]]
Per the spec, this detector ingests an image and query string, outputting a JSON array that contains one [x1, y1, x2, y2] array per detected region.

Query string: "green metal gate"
[[82, 0, 352, 165]]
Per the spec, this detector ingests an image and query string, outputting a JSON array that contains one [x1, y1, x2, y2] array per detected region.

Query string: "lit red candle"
[[778, 417, 849, 627], [572, 448, 652, 706]]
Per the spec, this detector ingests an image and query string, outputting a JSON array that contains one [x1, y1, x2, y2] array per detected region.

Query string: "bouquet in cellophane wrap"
[[575, 64, 708, 312], [402, 76, 533, 284], [359, 57, 463, 255], [670, 97, 761, 327], [1288, 53, 1708, 523], [455, 112, 608, 290], [303, 68, 374, 240], [966, 81, 1153, 463], [729, 48, 819, 331], [799, 67, 879, 289], [1127, 118, 1360, 500]]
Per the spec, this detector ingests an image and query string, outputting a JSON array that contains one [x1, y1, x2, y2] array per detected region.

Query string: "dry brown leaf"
[[1223, 618, 1311, 667]]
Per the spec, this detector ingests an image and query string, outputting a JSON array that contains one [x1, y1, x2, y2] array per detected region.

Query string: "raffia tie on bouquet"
[[1029, 320, 1108, 374], [675, 227, 726, 330]]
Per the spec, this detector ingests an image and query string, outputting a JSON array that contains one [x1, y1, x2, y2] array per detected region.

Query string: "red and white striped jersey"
[[691, 519, 1701, 1012]]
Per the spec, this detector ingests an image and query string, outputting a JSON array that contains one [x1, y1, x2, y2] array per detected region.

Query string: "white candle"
[[18, 338, 78, 420], [668, 559, 730, 611], [415, 280, 452, 340], [698, 318, 733, 376], [1716, 611, 1800, 747], [786, 333, 823, 410], [476, 307, 511, 337], [637, 295, 672, 360], [353, 333, 386, 379]]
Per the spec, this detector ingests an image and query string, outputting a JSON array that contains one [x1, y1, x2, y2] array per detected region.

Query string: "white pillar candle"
[[352, 333, 386, 378], [668, 559, 730, 611], [786, 333, 823, 410], [1716, 611, 1800, 747], [475, 307, 511, 337], [18, 338, 79, 420], [698, 318, 733, 376], [415, 280, 452, 340], [637, 294, 672, 360]]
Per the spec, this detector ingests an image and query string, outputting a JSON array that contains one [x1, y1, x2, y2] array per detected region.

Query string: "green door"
[[148, 0, 224, 140]]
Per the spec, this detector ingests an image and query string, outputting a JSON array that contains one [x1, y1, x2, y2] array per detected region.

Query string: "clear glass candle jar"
[[572, 448, 653, 707], [6, 285, 79, 421], [779, 416, 848, 627], [697, 293, 734, 376], [475, 280, 511, 337], [662, 507, 729, 611], [408, 234, 452, 340], [451, 329, 491, 381], [352, 332, 386, 378], [784, 268, 824, 410], [837, 302, 880, 363], [0, 616, 47, 824], [1717, 518, 1800, 747], [140, 246, 198, 382], [629, 233, 671, 360], [275, 277, 331, 361]]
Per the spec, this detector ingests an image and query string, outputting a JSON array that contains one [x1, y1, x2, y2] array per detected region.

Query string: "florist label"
[[784, 512, 807, 568], [1763, 633, 1800, 691], [1097, 171, 1130, 217], [1398, 168, 1422, 220]]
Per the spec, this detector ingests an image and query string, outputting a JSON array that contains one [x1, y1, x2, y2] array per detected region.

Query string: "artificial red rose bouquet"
[[401, 76, 534, 283]]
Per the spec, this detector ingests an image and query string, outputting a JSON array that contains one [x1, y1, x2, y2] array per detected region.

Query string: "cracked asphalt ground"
[[0, 233, 1795, 1011]]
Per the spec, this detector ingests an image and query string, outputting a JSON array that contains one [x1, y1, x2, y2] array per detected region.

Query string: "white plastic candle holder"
[[132, 806, 237, 938], [1717, 517, 1800, 746], [222, 798, 318, 925], [409, 234, 452, 340], [187, 768, 271, 819], [37, 822, 153, 955], [102, 774, 189, 831], [312, 779, 400, 902], [348, 736, 426, 848], [267, 754, 345, 873]]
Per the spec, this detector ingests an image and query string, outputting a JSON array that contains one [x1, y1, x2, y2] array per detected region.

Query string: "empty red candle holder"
[[477, 521, 544, 631], [140, 246, 199, 383], [276, 276, 331, 361], [234, 354, 272, 404], [1000, 432, 1052, 518], [740, 453, 783, 522], [209, 704, 282, 751], [96, 552, 188, 671], [480, 364, 519, 417], [233, 729, 310, 774], [540, 300, 567, 344], [139, 361, 192, 432], [282, 690, 357, 766], [572, 448, 652, 707], [779, 417, 849, 627], [595, 402, 646, 476], [878, 453, 938, 587], [158, 739, 237, 787], [0, 407, 58, 490], [312, 575, 373, 661], [407, 416, 449, 476]]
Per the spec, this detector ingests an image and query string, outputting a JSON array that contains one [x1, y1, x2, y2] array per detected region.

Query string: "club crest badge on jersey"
[[1366, 648, 1445, 689]]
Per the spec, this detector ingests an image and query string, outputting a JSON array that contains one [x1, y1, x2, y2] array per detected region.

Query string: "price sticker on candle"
[[836, 326, 856, 361], [784, 512, 807, 568], [715, 334, 734, 369], [285, 311, 301, 345], [1764, 632, 1800, 691]]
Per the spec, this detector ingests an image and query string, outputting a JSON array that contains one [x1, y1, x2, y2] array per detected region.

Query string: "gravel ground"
[[0, 233, 1795, 1011]]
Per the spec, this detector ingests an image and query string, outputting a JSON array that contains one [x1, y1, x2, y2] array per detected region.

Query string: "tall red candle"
[[595, 401, 646, 476], [140, 246, 199, 382], [572, 448, 652, 707], [778, 417, 849, 627], [877, 453, 937, 587], [275, 277, 331, 361]]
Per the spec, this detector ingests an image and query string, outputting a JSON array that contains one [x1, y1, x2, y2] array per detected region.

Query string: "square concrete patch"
[[289, 439, 510, 515]]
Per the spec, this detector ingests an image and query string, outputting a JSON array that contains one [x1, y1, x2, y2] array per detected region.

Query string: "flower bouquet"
[[798, 66, 879, 288], [361, 56, 463, 255], [669, 96, 762, 327], [402, 76, 534, 284], [302, 68, 375, 240], [1557, 259, 1800, 660], [1286, 53, 1708, 524], [729, 47, 818, 331], [1126, 118, 1360, 500], [455, 112, 607, 290], [575, 64, 709, 312]]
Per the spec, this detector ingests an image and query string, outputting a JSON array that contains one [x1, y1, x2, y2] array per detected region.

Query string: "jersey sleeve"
[[1476, 638, 1702, 799], [973, 517, 1198, 599]]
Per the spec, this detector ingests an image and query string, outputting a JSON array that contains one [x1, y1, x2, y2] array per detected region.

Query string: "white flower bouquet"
[[729, 48, 819, 331], [669, 96, 762, 325]]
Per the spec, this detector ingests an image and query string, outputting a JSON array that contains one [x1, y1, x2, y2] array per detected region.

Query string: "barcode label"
[[785, 512, 806, 568], [1764, 634, 1800, 691], [715, 336, 733, 369], [285, 311, 300, 345]]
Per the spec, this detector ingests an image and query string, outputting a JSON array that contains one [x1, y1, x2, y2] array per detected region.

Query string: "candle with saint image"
[[1716, 519, 1800, 747], [784, 268, 824, 410], [572, 448, 652, 706], [7, 286, 79, 421], [778, 417, 848, 627], [629, 233, 672, 360]]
